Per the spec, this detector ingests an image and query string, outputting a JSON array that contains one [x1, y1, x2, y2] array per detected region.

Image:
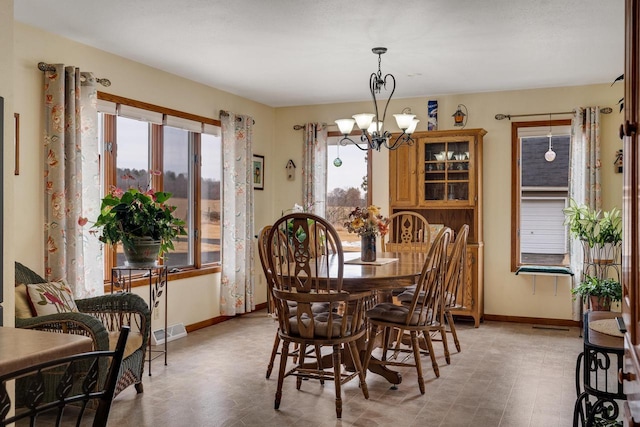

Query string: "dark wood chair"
[[267, 213, 370, 418], [382, 211, 431, 253], [364, 227, 451, 393], [442, 224, 469, 353], [0, 326, 130, 427]]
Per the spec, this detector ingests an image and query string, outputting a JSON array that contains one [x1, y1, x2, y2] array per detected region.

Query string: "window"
[[98, 94, 221, 278], [326, 137, 371, 250], [511, 120, 571, 270]]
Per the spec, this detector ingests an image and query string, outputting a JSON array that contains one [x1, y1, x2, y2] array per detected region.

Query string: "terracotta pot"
[[589, 295, 612, 311], [123, 237, 161, 268]]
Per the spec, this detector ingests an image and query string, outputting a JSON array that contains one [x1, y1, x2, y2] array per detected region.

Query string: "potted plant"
[[563, 199, 622, 262], [571, 274, 622, 311], [86, 187, 187, 267]]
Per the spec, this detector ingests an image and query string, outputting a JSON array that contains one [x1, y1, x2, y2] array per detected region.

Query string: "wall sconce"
[[452, 104, 468, 128], [286, 159, 296, 180]]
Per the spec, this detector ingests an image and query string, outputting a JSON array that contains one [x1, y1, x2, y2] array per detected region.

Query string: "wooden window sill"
[[102, 264, 221, 293]]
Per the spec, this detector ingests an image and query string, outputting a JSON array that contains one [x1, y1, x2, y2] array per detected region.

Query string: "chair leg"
[[446, 310, 461, 352], [275, 340, 290, 410], [347, 341, 369, 400], [315, 345, 324, 385], [363, 324, 380, 375], [266, 332, 281, 379], [440, 325, 451, 365], [332, 344, 343, 418], [410, 331, 425, 394], [422, 330, 439, 378], [134, 382, 144, 393], [297, 344, 307, 390]]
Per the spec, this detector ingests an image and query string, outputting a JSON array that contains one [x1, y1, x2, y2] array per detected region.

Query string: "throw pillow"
[[15, 284, 35, 318], [26, 281, 79, 316]]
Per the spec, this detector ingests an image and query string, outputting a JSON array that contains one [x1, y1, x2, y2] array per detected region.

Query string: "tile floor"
[[107, 312, 584, 427]]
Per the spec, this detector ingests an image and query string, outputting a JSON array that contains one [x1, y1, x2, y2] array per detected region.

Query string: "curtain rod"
[[494, 107, 612, 121], [219, 110, 255, 125], [37, 62, 111, 87], [293, 123, 329, 130]]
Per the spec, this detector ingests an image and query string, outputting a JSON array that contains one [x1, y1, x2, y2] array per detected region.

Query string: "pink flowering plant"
[[86, 185, 186, 256], [344, 206, 389, 237]]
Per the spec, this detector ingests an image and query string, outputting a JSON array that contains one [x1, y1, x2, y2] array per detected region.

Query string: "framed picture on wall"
[[253, 154, 265, 190]]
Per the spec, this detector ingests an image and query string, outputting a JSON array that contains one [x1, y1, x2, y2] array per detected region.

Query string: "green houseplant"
[[88, 187, 187, 266], [571, 274, 622, 311], [563, 199, 622, 246]]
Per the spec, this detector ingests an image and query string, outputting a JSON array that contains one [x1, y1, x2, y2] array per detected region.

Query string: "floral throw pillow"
[[26, 281, 79, 316]]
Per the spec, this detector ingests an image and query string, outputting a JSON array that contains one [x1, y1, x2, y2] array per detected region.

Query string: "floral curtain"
[[43, 65, 102, 298], [302, 123, 328, 217], [220, 111, 255, 315], [568, 106, 601, 320]]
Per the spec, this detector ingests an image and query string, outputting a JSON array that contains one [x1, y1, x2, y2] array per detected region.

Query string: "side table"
[[573, 311, 626, 426], [111, 265, 168, 376]]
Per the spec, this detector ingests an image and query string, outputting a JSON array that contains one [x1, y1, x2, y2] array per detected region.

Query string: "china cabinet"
[[389, 128, 486, 326]]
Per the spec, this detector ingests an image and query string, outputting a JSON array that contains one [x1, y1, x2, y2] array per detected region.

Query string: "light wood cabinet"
[[389, 128, 486, 327]]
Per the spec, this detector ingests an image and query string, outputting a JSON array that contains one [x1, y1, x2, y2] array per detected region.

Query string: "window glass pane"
[[518, 131, 570, 265], [201, 133, 222, 264], [164, 126, 191, 267], [326, 141, 368, 251], [115, 116, 151, 267]]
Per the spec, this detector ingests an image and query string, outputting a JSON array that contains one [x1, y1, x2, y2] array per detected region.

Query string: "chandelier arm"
[[370, 73, 382, 130], [380, 73, 396, 128], [357, 133, 373, 151]]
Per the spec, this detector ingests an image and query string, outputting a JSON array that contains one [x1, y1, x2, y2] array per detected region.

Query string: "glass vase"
[[361, 234, 377, 262]]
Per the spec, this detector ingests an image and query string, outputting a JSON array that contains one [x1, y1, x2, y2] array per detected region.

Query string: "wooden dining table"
[[0, 327, 93, 376], [314, 251, 428, 385]]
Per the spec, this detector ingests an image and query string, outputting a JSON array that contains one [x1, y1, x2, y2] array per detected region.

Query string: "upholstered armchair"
[[14, 262, 151, 396]]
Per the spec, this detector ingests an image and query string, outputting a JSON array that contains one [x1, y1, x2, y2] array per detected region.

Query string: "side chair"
[[382, 211, 431, 253], [0, 326, 130, 427], [442, 224, 469, 353], [364, 227, 451, 393], [267, 213, 371, 418]]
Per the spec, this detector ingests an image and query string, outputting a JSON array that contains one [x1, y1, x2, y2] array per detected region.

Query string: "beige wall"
[[1, 0, 15, 326], [6, 15, 624, 327], [274, 84, 623, 321]]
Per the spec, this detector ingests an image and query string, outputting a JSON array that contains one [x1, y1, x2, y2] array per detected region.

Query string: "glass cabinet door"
[[419, 137, 473, 205]]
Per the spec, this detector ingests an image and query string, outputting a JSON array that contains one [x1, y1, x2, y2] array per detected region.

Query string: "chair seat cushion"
[[366, 302, 432, 326], [108, 331, 143, 359], [287, 301, 330, 316], [289, 312, 352, 338], [397, 290, 455, 307]]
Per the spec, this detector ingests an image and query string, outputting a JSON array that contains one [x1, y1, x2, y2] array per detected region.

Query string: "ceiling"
[[14, 0, 625, 108]]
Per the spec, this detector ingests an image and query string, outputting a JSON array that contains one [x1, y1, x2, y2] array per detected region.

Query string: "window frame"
[[510, 119, 572, 272], [97, 92, 222, 286]]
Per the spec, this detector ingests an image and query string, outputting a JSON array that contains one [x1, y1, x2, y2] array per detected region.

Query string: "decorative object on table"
[[334, 47, 419, 151], [563, 199, 622, 262], [344, 206, 389, 262], [571, 274, 622, 311], [285, 159, 296, 180], [88, 186, 187, 267], [452, 104, 468, 128], [427, 100, 438, 130], [253, 154, 265, 190]]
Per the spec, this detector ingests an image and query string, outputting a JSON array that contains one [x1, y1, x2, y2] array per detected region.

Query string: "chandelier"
[[334, 47, 419, 151]]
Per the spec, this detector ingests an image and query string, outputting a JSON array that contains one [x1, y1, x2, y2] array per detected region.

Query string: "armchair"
[[14, 262, 151, 396]]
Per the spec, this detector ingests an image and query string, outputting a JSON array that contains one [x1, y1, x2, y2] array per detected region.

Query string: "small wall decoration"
[[286, 159, 296, 180], [252, 154, 265, 190], [427, 100, 438, 131], [615, 149, 623, 173]]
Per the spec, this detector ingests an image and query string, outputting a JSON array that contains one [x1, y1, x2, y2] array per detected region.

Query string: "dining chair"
[[442, 224, 469, 353], [0, 326, 130, 427], [363, 227, 451, 393], [382, 211, 431, 253], [267, 213, 371, 418]]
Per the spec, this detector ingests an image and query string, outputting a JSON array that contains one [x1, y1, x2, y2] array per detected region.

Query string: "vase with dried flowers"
[[344, 206, 389, 262]]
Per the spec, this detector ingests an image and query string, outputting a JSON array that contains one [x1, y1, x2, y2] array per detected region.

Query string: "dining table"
[[0, 327, 93, 376], [322, 251, 428, 385]]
